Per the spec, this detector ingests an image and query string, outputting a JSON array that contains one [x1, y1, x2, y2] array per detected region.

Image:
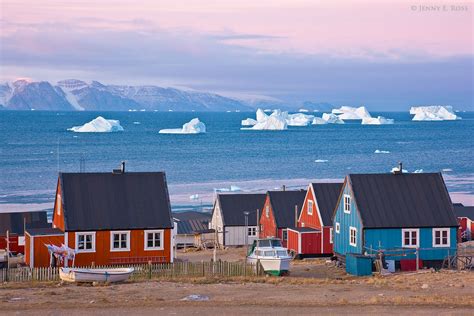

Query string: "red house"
[[259, 190, 306, 247], [25, 168, 174, 267], [0, 211, 48, 254], [453, 203, 474, 241], [287, 183, 342, 258]]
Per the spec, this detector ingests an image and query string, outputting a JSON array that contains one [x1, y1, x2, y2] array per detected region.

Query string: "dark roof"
[[453, 204, 474, 220], [268, 190, 307, 228], [0, 211, 49, 235], [348, 173, 458, 228], [59, 172, 173, 231], [26, 227, 64, 236], [173, 211, 211, 234], [311, 183, 343, 226], [217, 193, 266, 226], [288, 227, 319, 233]]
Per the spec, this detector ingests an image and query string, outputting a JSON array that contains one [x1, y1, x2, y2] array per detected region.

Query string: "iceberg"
[[242, 109, 288, 130], [314, 159, 328, 163], [374, 150, 390, 154], [391, 167, 408, 173], [362, 116, 394, 125], [298, 108, 309, 112], [286, 113, 314, 126], [410, 106, 460, 121], [189, 194, 200, 200], [322, 113, 345, 124], [332, 106, 372, 120], [68, 116, 124, 133], [413, 169, 424, 173], [241, 118, 257, 126], [159, 118, 206, 134], [312, 117, 328, 125]]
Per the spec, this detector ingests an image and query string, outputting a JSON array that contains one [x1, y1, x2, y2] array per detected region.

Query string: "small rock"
[[89, 300, 95, 304], [378, 293, 384, 297], [421, 284, 429, 289]]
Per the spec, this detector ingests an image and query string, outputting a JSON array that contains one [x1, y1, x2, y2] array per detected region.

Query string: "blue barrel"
[[345, 253, 373, 276]]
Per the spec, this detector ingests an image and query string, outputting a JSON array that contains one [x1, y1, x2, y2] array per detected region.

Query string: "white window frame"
[[265, 205, 270, 218], [343, 194, 351, 214], [432, 228, 450, 247], [282, 229, 288, 241], [248, 227, 256, 237], [335, 222, 340, 234], [307, 200, 313, 216], [329, 227, 333, 244], [349, 226, 357, 247], [401, 228, 419, 248], [110, 231, 131, 252], [75, 232, 96, 253], [144, 229, 164, 251]]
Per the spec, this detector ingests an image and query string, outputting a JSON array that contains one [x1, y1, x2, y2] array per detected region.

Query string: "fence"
[[0, 260, 264, 283]]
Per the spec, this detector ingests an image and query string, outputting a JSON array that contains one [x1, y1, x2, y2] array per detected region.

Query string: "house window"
[[349, 227, 357, 247], [433, 228, 450, 247], [248, 227, 256, 236], [76, 232, 96, 253], [402, 229, 419, 248], [282, 229, 288, 241], [266, 205, 270, 218], [344, 195, 351, 213], [110, 231, 130, 251], [335, 222, 340, 234], [144, 230, 164, 250], [330, 228, 333, 244], [308, 200, 313, 215]]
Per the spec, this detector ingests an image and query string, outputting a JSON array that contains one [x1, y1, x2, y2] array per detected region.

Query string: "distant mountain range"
[[0, 79, 332, 112]]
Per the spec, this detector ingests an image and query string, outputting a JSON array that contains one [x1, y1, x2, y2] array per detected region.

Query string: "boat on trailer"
[[59, 267, 134, 283], [247, 238, 292, 276]]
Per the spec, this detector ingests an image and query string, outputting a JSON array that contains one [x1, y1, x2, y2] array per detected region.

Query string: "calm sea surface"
[[0, 111, 473, 211]]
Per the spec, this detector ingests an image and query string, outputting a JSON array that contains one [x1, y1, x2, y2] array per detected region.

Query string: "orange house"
[[26, 168, 174, 268], [259, 190, 306, 247], [287, 183, 342, 257]]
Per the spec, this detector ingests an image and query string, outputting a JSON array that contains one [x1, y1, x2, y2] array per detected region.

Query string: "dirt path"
[[1, 270, 473, 315]]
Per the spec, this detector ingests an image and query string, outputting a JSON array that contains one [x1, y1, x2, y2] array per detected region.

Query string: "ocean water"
[[0, 111, 473, 211]]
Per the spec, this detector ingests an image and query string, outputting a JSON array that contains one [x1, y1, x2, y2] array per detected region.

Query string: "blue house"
[[333, 172, 458, 269]]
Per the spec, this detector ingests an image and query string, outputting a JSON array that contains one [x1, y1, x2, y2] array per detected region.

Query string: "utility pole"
[[244, 211, 249, 248], [256, 209, 260, 239], [6, 230, 10, 271]]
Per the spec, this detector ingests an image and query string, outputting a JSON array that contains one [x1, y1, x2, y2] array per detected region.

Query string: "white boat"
[[59, 267, 134, 283], [247, 238, 292, 276]]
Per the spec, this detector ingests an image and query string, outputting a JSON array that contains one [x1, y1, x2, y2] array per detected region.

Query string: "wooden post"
[[256, 209, 260, 239], [6, 230, 10, 281]]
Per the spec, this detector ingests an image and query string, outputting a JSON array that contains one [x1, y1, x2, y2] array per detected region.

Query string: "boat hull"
[[247, 257, 291, 276], [59, 267, 134, 283]]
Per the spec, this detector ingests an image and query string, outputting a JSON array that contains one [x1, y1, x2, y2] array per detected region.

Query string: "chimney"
[[282, 185, 286, 191], [112, 161, 126, 174]]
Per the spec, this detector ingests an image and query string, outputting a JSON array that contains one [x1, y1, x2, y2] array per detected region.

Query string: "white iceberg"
[[241, 118, 258, 126], [322, 113, 345, 124], [374, 150, 390, 154], [332, 106, 372, 120], [263, 109, 272, 113], [315, 159, 328, 163], [68, 116, 124, 133], [413, 169, 424, 173], [312, 117, 328, 125], [159, 118, 206, 134], [362, 116, 395, 125], [242, 109, 288, 130], [410, 106, 460, 121], [286, 113, 314, 126], [298, 108, 309, 112], [190, 194, 200, 200], [133, 121, 141, 125], [391, 167, 408, 173]]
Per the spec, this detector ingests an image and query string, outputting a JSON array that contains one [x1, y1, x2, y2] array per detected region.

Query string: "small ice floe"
[[321, 113, 345, 124], [226, 110, 231, 113], [298, 108, 309, 112], [140, 109, 146, 112], [159, 118, 206, 134], [315, 159, 328, 163], [181, 295, 209, 301], [128, 109, 137, 112], [168, 109, 174, 112], [374, 150, 390, 154], [410, 106, 460, 121], [241, 118, 258, 126], [442, 168, 453, 172], [190, 194, 200, 200], [133, 121, 141, 125], [391, 167, 408, 173], [362, 116, 394, 125], [413, 169, 424, 173], [73, 135, 78, 138], [68, 116, 124, 133]]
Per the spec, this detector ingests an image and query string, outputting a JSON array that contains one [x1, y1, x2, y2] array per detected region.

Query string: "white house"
[[210, 193, 266, 247]]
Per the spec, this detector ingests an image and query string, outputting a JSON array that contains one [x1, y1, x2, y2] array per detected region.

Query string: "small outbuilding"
[[453, 203, 474, 241], [173, 211, 212, 248]]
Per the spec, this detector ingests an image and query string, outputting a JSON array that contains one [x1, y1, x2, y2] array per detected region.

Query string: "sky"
[[0, 0, 473, 110]]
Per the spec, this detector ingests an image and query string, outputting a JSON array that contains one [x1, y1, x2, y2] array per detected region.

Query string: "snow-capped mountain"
[[0, 79, 254, 112]]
